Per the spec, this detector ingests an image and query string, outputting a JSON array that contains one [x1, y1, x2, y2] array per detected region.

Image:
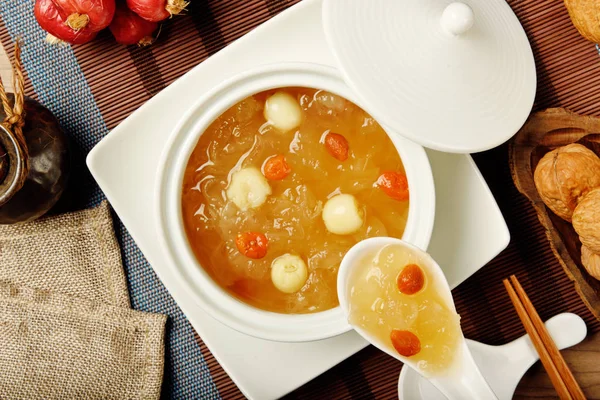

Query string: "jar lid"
[[322, 0, 536, 153]]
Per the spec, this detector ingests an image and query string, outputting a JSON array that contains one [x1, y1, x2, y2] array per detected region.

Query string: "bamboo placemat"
[[1, 0, 599, 398]]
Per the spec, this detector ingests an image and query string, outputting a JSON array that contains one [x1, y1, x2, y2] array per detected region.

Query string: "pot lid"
[[322, 0, 536, 153]]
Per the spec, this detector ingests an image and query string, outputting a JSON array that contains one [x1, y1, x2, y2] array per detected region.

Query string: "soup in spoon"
[[348, 243, 462, 374]]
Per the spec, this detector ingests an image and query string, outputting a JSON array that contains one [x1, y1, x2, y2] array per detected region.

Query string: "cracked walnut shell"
[[573, 188, 600, 254], [534, 144, 600, 221], [581, 246, 600, 280]]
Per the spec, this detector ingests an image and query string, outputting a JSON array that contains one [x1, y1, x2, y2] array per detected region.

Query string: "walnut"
[[534, 144, 600, 221], [581, 246, 600, 279], [573, 188, 600, 253], [565, 0, 600, 43]]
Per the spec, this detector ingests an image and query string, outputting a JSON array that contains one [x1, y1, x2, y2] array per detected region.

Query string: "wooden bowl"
[[510, 108, 600, 321]]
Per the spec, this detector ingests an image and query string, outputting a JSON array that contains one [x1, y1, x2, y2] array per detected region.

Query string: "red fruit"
[[35, 0, 115, 45], [390, 330, 421, 357], [324, 132, 349, 161], [396, 264, 425, 295], [262, 155, 291, 181], [126, 0, 188, 22], [109, 4, 158, 46], [376, 171, 409, 201], [235, 232, 269, 259]]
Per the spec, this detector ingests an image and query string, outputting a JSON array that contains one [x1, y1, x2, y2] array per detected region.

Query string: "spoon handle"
[[431, 341, 498, 400]]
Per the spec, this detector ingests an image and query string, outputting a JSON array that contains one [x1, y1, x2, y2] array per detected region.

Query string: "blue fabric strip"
[[0, 1, 220, 398]]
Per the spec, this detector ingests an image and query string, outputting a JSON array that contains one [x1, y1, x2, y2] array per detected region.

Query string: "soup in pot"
[[182, 87, 410, 314]]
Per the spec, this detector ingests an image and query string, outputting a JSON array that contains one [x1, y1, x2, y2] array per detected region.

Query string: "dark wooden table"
[[0, 1, 600, 399], [515, 331, 600, 399]]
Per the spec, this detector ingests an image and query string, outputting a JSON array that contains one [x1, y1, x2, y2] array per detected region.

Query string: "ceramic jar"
[[0, 95, 69, 224]]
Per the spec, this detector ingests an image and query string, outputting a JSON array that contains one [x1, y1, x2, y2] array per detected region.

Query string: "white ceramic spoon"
[[398, 313, 587, 399], [338, 237, 498, 400]]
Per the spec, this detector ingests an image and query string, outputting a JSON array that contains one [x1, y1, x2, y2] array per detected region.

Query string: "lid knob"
[[440, 2, 474, 36]]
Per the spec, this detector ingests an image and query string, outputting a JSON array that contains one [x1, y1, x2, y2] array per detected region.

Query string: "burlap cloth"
[[0, 202, 166, 399], [0, 203, 130, 308]]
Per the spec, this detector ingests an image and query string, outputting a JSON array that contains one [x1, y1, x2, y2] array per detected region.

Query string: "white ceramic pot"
[[156, 63, 436, 342]]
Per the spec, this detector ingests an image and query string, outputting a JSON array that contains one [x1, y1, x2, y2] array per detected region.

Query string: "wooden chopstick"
[[508, 275, 586, 399], [503, 278, 572, 399], [503, 275, 585, 400]]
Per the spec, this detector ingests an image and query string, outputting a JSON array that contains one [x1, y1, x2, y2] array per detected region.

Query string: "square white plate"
[[87, 1, 510, 398]]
